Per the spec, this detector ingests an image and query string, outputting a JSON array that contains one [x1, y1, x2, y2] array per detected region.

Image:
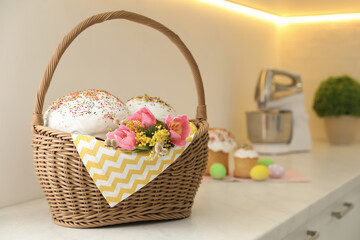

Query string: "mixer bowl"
[[246, 110, 292, 143]]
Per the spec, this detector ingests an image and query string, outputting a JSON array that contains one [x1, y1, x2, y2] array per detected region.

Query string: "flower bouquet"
[[105, 107, 191, 159]]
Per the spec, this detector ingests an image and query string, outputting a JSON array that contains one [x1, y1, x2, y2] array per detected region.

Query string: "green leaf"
[[135, 145, 151, 151], [121, 149, 143, 153]]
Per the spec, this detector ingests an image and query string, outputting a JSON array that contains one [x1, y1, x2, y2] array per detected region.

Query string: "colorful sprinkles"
[[44, 89, 126, 120], [127, 94, 174, 109], [209, 128, 236, 144], [208, 128, 237, 153], [126, 94, 176, 118]]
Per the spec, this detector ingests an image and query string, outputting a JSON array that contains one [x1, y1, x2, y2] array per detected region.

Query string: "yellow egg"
[[250, 165, 269, 181]]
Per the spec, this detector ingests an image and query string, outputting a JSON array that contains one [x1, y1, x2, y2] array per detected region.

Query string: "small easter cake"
[[44, 89, 129, 139], [126, 94, 176, 122], [234, 147, 258, 178], [206, 128, 237, 175]]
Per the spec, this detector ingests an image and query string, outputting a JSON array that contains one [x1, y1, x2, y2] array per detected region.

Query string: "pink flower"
[[165, 115, 191, 147], [127, 107, 156, 127], [106, 125, 136, 150]]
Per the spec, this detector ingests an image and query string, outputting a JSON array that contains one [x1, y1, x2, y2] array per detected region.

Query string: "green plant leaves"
[[313, 75, 360, 117]]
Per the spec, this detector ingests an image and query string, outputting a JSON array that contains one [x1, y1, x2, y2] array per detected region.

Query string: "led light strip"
[[286, 13, 360, 24], [197, 0, 281, 23], [198, 0, 360, 25]]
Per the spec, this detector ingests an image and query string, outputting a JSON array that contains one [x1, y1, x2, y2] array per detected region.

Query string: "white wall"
[[279, 21, 360, 141], [0, 0, 279, 207]]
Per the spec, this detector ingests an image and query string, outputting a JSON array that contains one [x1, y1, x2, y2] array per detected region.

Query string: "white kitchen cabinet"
[[282, 222, 311, 240], [313, 189, 360, 240], [283, 184, 360, 240]]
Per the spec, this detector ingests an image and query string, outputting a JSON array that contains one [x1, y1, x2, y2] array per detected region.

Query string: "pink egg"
[[268, 164, 285, 178]]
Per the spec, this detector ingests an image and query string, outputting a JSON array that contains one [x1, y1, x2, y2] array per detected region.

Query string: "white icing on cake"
[[126, 95, 176, 122], [208, 128, 237, 153], [44, 89, 129, 139], [234, 148, 258, 159]]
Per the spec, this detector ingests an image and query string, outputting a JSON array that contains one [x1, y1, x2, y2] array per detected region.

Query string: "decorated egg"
[[210, 163, 227, 180], [258, 158, 274, 167], [268, 164, 285, 178], [250, 165, 269, 181]]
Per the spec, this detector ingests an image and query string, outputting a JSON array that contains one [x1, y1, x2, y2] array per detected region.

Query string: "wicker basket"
[[31, 10, 208, 228]]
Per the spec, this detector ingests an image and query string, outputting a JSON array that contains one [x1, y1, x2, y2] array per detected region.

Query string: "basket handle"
[[32, 10, 207, 129]]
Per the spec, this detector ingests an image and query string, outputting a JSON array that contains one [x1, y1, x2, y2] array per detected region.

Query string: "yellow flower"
[[149, 129, 171, 147], [135, 131, 151, 146], [125, 119, 143, 133]]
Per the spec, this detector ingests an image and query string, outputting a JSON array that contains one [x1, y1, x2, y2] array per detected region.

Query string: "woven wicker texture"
[[31, 10, 208, 228]]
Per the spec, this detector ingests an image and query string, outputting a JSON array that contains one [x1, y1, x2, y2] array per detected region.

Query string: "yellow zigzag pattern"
[[74, 134, 93, 145], [99, 147, 183, 192], [79, 141, 121, 168], [92, 155, 142, 183], [72, 122, 197, 207], [106, 148, 185, 203]]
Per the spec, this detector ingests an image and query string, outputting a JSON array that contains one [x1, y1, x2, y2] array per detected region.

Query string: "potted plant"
[[313, 75, 360, 145]]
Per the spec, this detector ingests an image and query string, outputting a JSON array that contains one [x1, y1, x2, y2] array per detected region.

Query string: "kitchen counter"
[[1, 141, 360, 240]]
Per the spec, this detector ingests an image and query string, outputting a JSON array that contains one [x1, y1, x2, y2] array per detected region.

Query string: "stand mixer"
[[246, 69, 312, 154]]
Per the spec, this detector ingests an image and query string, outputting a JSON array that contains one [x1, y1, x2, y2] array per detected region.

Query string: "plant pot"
[[324, 116, 359, 145]]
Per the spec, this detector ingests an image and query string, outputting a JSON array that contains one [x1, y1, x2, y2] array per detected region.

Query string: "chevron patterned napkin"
[[72, 122, 197, 207]]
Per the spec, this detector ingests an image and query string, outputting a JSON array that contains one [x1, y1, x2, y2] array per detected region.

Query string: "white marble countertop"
[[1, 141, 360, 240]]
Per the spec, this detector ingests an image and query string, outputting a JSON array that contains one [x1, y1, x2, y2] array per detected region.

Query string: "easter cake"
[[44, 89, 129, 139], [206, 128, 237, 175], [234, 147, 259, 178], [126, 94, 176, 122]]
